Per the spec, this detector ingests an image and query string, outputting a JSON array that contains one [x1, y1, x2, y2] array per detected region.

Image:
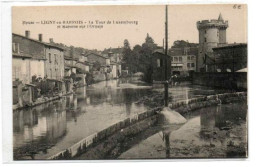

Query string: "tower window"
[[204, 38, 207, 42], [205, 30, 207, 34], [49, 53, 51, 63]]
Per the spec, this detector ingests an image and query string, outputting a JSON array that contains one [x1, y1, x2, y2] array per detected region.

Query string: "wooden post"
[[164, 5, 169, 107]]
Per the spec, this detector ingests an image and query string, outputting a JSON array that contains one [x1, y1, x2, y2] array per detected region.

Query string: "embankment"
[[47, 91, 247, 160]]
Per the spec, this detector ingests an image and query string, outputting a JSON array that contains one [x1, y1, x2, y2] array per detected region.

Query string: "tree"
[[122, 39, 132, 71], [124, 39, 131, 49], [121, 34, 159, 83], [145, 33, 154, 44]]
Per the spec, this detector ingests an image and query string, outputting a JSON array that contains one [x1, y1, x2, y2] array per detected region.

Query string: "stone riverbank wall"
[[48, 107, 162, 160], [169, 92, 247, 115], [47, 91, 247, 160], [192, 72, 247, 90]]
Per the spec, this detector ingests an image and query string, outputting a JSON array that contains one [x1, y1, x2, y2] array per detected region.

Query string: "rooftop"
[[12, 52, 32, 59], [213, 43, 247, 50], [86, 52, 108, 59], [102, 47, 123, 54], [12, 33, 64, 51]]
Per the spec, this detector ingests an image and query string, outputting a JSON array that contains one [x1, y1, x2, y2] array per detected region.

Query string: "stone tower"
[[196, 13, 228, 72]]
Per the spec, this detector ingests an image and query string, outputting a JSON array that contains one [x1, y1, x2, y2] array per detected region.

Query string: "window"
[[188, 56, 190, 60], [191, 56, 194, 60], [191, 63, 195, 67], [12, 43, 19, 53], [174, 57, 178, 62], [204, 38, 207, 42], [12, 43, 16, 52], [205, 30, 207, 34], [49, 53, 51, 63], [187, 63, 190, 68], [54, 54, 57, 64], [50, 69, 52, 78], [184, 48, 189, 55], [179, 57, 182, 62], [157, 59, 160, 67]]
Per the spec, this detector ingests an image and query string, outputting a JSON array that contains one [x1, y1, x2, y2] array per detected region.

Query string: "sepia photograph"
[[10, 4, 247, 160]]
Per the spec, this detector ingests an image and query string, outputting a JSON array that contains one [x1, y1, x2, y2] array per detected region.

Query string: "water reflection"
[[13, 100, 67, 159], [119, 102, 247, 159], [162, 131, 171, 158], [199, 103, 247, 140], [200, 106, 217, 140], [13, 79, 153, 160]]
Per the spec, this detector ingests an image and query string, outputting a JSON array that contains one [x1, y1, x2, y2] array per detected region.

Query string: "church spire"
[[218, 13, 224, 21]]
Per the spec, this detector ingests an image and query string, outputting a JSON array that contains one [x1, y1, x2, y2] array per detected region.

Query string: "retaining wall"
[[169, 92, 247, 114], [48, 107, 162, 160], [192, 72, 247, 90], [47, 91, 247, 160]]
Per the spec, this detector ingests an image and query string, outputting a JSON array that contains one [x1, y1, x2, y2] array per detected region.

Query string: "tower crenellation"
[[197, 20, 228, 30]]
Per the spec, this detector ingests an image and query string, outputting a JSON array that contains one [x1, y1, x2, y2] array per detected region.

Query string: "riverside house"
[[13, 32, 46, 83], [12, 31, 67, 109], [13, 31, 65, 81]]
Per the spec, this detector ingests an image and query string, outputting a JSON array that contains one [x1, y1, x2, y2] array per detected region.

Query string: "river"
[[119, 102, 247, 159], [13, 78, 228, 160]]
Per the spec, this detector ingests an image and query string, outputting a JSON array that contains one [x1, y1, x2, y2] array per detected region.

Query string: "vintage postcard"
[[10, 4, 247, 160]]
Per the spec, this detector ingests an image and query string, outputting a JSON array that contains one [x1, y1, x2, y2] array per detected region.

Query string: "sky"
[[12, 4, 247, 50]]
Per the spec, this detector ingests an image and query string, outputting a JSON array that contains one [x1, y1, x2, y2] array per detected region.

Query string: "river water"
[[119, 102, 247, 159], [13, 78, 228, 160]]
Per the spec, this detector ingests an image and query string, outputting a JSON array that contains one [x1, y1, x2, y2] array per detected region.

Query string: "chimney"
[[49, 38, 54, 43], [38, 34, 42, 42], [70, 46, 74, 59], [25, 30, 30, 38]]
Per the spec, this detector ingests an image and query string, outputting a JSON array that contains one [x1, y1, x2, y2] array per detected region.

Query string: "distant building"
[[151, 51, 171, 81], [212, 43, 247, 72], [197, 13, 228, 72], [63, 46, 78, 77], [102, 47, 123, 63], [86, 52, 111, 74], [86, 52, 110, 66], [64, 56, 77, 76], [76, 53, 92, 73], [102, 48, 122, 78], [169, 41, 198, 76]]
